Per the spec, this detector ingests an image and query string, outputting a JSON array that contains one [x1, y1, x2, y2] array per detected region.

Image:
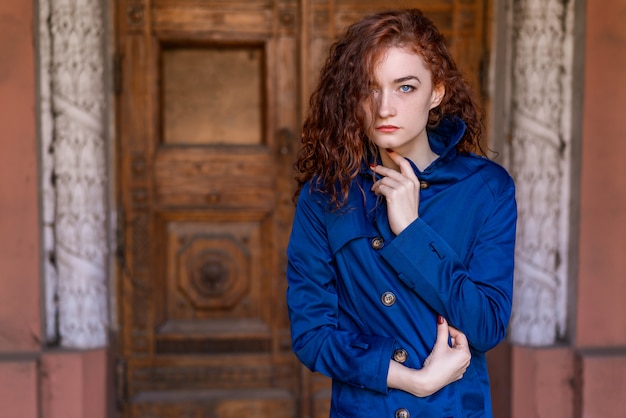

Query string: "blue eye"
[[399, 85, 414, 93]]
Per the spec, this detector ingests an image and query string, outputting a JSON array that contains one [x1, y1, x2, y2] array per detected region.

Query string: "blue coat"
[[287, 116, 517, 417]]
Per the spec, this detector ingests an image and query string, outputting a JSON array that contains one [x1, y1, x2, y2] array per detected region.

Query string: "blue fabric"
[[286, 116, 517, 417]]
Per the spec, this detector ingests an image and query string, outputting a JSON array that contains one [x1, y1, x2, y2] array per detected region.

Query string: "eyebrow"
[[394, 75, 421, 84]]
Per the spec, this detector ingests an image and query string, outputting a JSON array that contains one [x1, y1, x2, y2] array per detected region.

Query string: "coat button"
[[381, 291, 396, 306], [395, 408, 410, 418], [371, 236, 384, 250], [393, 348, 408, 363]]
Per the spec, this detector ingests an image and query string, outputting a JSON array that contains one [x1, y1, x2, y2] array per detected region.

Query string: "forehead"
[[373, 46, 431, 80]]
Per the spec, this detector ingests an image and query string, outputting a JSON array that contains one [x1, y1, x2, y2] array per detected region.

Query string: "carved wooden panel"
[[156, 217, 273, 356], [161, 46, 264, 145], [154, 148, 275, 209]]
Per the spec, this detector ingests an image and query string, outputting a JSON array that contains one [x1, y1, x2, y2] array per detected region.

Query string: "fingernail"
[[438, 315, 444, 324], [369, 163, 376, 169], [386, 148, 393, 153]]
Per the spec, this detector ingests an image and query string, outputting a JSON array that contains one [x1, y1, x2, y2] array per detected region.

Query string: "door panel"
[[161, 46, 264, 145], [116, 1, 486, 417], [117, 1, 298, 417]]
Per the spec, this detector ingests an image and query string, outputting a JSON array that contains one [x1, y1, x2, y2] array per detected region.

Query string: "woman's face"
[[364, 46, 444, 161]]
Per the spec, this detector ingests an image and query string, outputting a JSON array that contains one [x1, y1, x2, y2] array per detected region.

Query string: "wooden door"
[[115, 1, 487, 417]]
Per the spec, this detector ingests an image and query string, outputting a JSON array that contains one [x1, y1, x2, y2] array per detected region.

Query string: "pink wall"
[[577, 0, 626, 348], [0, 362, 39, 417], [0, 1, 109, 417], [511, 347, 575, 418], [41, 350, 110, 418], [575, 0, 626, 413], [511, 0, 626, 417], [0, 0, 43, 416], [0, 0, 41, 352]]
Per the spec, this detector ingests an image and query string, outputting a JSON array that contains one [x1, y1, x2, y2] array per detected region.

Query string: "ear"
[[430, 83, 445, 109]]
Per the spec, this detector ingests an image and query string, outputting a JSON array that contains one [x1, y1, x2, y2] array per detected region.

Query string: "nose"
[[377, 90, 396, 118]]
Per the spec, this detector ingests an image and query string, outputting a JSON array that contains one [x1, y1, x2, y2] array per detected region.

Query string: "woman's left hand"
[[387, 316, 471, 397], [371, 149, 421, 235]]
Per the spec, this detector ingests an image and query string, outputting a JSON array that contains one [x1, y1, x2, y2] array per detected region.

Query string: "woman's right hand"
[[387, 316, 471, 397]]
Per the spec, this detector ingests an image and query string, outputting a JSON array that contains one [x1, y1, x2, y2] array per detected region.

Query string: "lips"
[[376, 125, 399, 133]]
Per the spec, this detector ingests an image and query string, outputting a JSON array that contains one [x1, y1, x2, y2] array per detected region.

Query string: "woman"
[[287, 8, 516, 417]]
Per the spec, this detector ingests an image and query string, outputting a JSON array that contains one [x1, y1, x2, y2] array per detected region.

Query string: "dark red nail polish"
[[386, 148, 393, 153], [438, 315, 444, 324], [369, 163, 376, 169]]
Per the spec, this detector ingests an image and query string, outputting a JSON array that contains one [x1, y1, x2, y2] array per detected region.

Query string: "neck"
[[380, 141, 438, 172]]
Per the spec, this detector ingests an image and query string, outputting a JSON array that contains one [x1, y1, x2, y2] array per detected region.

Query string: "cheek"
[[360, 104, 374, 127]]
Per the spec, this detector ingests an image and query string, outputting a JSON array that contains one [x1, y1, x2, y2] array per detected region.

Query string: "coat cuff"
[[332, 334, 396, 394]]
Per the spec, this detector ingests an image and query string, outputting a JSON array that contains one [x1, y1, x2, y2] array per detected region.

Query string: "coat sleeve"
[[379, 175, 517, 353], [286, 184, 395, 394]]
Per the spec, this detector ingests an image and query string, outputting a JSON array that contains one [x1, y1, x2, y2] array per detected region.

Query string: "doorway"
[[114, 1, 488, 416]]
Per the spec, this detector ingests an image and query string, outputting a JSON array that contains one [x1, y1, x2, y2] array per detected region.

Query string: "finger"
[[386, 149, 419, 182], [433, 315, 450, 349], [448, 326, 469, 348], [373, 179, 404, 195], [371, 178, 400, 196], [371, 161, 419, 194], [371, 171, 409, 194], [371, 163, 407, 180]]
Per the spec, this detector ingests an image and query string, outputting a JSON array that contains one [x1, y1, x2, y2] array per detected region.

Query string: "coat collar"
[[425, 115, 466, 166]]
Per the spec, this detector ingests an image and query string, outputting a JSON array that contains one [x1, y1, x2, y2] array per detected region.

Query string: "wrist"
[[410, 368, 432, 397], [387, 360, 436, 398]]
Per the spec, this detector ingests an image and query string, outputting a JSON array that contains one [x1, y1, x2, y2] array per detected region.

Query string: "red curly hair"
[[294, 8, 483, 208]]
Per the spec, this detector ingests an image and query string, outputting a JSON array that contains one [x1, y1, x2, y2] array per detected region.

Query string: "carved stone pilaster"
[[39, 0, 109, 348], [38, 0, 58, 343], [505, 0, 577, 346]]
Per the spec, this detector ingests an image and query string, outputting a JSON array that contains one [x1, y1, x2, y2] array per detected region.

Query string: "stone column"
[[39, 0, 109, 348], [504, 0, 579, 346]]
